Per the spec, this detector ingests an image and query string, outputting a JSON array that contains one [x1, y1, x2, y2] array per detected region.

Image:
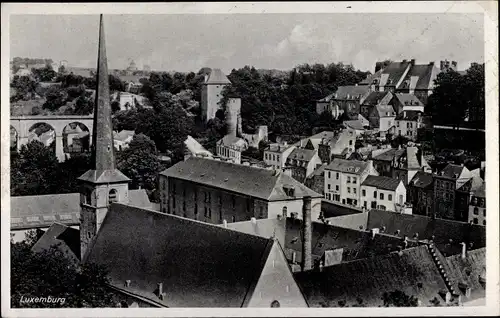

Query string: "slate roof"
[[224, 217, 287, 249], [438, 164, 466, 180], [78, 169, 131, 184], [160, 157, 322, 201], [318, 85, 370, 102], [288, 148, 316, 162], [400, 63, 440, 90], [361, 175, 401, 191], [394, 93, 424, 107], [361, 91, 392, 106], [31, 223, 80, 264], [395, 110, 423, 121], [204, 68, 231, 85], [375, 104, 396, 117], [343, 120, 365, 130], [410, 171, 434, 189], [324, 158, 368, 175], [445, 248, 486, 301], [86, 203, 278, 307], [366, 209, 486, 256], [359, 68, 384, 85], [372, 148, 405, 162], [295, 245, 449, 307], [381, 61, 412, 86], [10, 189, 152, 230]]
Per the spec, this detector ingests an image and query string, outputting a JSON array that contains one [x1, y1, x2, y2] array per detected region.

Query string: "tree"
[[10, 75, 39, 102], [11, 242, 119, 308], [108, 74, 125, 92], [117, 134, 162, 191], [32, 65, 57, 82], [43, 86, 68, 111], [56, 153, 92, 194], [73, 93, 94, 115], [382, 290, 419, 307], [11, 141, 60, 196]]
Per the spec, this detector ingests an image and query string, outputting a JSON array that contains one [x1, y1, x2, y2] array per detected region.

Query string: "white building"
[[360, 175, 407, 212], [216, 135, 248, 164], [468, 182, 486, 226], [323, 159, 377, 207], [114, 130, 135, 151], [264, 143, 296, 169], [394, 110, 424, 140]]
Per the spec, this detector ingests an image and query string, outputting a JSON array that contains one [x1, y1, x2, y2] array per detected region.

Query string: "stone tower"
[[200, 68, 231, 122], [78, 15, 130, 261]]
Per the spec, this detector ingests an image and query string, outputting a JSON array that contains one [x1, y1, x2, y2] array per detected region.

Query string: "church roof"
[[78, 169, 130, 184], [160, 157, 321, 201], [204, 68, 231, 85], [31, 223, 80, 264], [85, 203, 278, 307]]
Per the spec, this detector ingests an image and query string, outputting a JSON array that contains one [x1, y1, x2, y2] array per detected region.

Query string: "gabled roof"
[[204, 68, 231, 85], [400, 63, 440, 90], [343, 120, 365, 130], [375, 104, 396, 117], [288, 148, 316, 162], [318, 85, 370, 102], [381, 61, 412, 86], [114, 130, 135, 142], [438, 164, 466, 180], [218, 135, 247, 149], [445, 248, 486, 301], [295, 245, 449, 307], [366, 209, 486, 256], [223, 217, 287, 249], [372, 148, 405, 162], [325, 158, 369, 175], [394, 93, 424, 107], [86, 203, 279, 307], [160, 157, 321, 201], [410, 171, 434, 189], [361, 175, 401, 191], [31, 223, 80, 264], [395, 110, 423, 121], [361, 91, 392, 106], [10, 189, 152, 230]]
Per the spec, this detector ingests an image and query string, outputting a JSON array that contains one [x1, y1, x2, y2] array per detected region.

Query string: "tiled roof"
[[223, 217, 287, 249], [445, 248, 486, 301], [343, 120, 364, 130], [361, 91, 392, 106], [288, 148, 316, 162], [394, 93, 424, 107], [375, 104, 396, 117], [160, 157, 321, 201], [366, 209, 486, 256], [395, 110, 422, 120], [295, 245, 448, 307], [86, 203, 277, 307], [382, 61, 412, 86], [400, 63, 440, 90], [318, 85, 370, 102], [31, 223, 80, 264], [362, 175, 401, 191], [438, 164, 466, 180], [372, 148, 405, 162], [284, 218, 415, 265], [204, 68, 231, 85], [410, 171, 434, 189], [10, 189, 152, 230], [325, 158, 368, 175]]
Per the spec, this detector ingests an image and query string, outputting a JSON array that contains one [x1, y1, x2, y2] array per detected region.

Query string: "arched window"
[[270, 300, 280, 308], [84, 189, 92, 205], [282, 207, 288, 217], [109, 189, 118, 205]]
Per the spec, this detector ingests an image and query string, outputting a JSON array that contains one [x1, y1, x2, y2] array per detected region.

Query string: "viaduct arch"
[[10, 115, 94, 162]]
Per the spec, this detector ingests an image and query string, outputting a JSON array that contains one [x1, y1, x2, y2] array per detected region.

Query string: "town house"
[[407, 171, 435, 217], [468, 182, 486, 226], [316, 129, 356, 164], [359, 91, 393, 120], [264, 142, 296, 169], [390, 93, 425, 114], [216, 135, 248, 164], [285, 147, 322, 183], [393, 110, 424, 141], [360, 175, 407, 212], [368, 104, 396, 132], [315, 85, 371, 119]]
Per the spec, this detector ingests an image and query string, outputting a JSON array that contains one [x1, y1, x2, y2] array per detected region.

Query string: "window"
[[483, 209, 486, 217], [349, 140, 353, 146], [328, 171, 331, 178], [373, 191, 377, 198], [336, 173, 339, 180], [108, 189, 118, 205], [483, 220, 486, 226], [352, 177, 357, 184], [473, 218, 478, 225], [353, 188, 357, 194], [84, 189, 92, 205], [219, 196, 223, 206], [363, 201, 367, 208], [182, 200, 186, 212], [328, 184, 331, 190], [396, 121, 399, 127], [362, 189, 366, 196], [282, 207, 288, 217], [474, 207, 479, 215], [259, 206, 264, 218], [347, 176, 351, 183], [398, 130, 401, 135], [388, 194, 393, 201], [232, 196, 236, 209], [380, 193, 384, 200], [336, 185, 339, 191], [347, 187, 351, 193]]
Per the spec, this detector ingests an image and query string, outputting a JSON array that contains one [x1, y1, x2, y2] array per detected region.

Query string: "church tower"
[[78, 15, 130, 261]]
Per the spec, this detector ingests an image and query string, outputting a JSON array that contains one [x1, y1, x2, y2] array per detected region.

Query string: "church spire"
[[91, 14, 115, 170], [78, 14, 129, 184]]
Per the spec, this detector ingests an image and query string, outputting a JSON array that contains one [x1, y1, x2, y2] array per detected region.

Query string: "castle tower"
[[201, 68, 231, 122], [78, 15, 130, 261], [225, 98, 242, 137]]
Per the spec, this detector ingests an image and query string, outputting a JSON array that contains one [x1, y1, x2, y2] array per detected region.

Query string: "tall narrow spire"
[[91, 14, 114, 170], [78, 14, 129, 184]]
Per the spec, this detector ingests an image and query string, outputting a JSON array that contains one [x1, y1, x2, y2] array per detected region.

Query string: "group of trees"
[[427, 63, 485, 129], [220, 63, 370, 136]]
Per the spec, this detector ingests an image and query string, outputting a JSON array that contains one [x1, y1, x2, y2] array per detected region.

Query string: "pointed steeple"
[[78, 15, 129, 184]]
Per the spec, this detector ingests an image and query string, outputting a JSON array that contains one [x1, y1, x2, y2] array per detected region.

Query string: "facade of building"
[[360, 175, 407, 212], [323, 159, 377, 207], [433, 164, 473, 221], [113, 130, 135, 151], [317, 129, 356, 164], [264, 143, 296, 169], [359, 91, 394, 120], [394, 110, 424, 140], [390, 93, 425, 114], [216, 135, 248, 164], [368, 104, 396, 131], [201, 68, 231, 122], [407, 171, 435, 217], [159, 157, 323, 223], [285, 148, 322, 183], [468, 182, 486, 226], [316, 85, 371, 119]]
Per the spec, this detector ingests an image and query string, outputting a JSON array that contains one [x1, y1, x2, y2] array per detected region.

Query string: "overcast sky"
[[10, 13, 484, 73]]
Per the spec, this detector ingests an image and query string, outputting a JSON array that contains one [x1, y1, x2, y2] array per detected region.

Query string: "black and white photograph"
[[1, 2, 498, 316]]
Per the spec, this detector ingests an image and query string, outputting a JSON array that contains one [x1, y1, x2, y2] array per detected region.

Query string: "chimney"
[[204, 74, 208, 83], [251, 217, 257, 224], [460, 242, 466, 259], [223, 219, 228, 228], [410, 59, 416, 64], [301, 196, 312, 272], [404, 111, 406, 118], [125, 280, 131, 287], [157, 282, 163, 297], [371, 228, 379, 239], [429, 61, 435, 65]]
